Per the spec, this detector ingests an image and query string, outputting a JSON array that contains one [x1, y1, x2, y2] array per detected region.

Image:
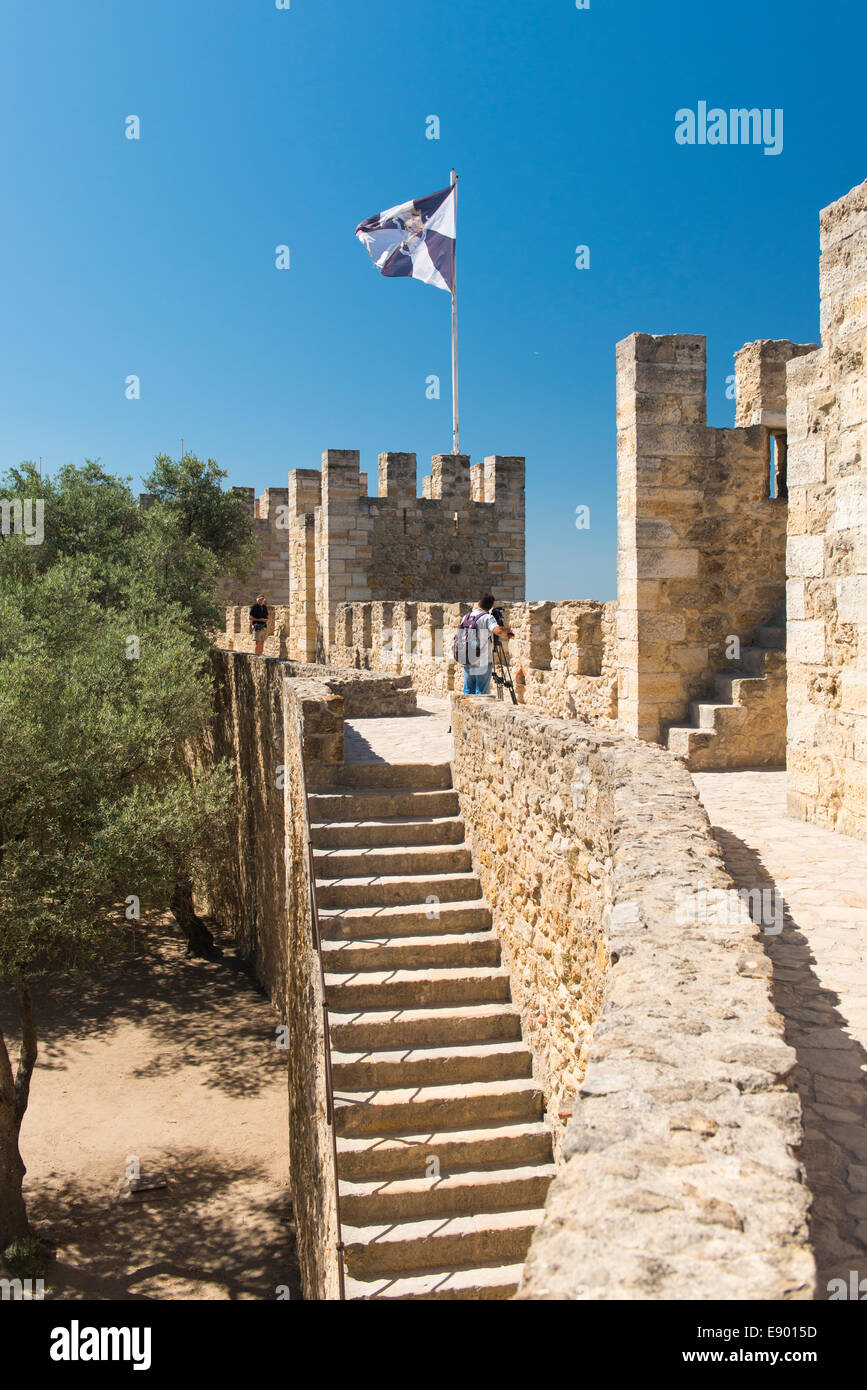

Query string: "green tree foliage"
[[143, 452, 258, 575], [0, 454, 254, 1248]]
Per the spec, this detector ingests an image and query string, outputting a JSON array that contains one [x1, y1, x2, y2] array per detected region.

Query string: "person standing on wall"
[[453, 592, 513, 695], [249, 594, 269, 656]]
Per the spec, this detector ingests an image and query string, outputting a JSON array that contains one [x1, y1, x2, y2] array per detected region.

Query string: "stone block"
[[634, 548, 700, 580], [837, 576, 867, 624], [788, 435, 826, 487], [787, 534, 825, 578], [788, 620, 826, 665], [787, 578, 806, 621]]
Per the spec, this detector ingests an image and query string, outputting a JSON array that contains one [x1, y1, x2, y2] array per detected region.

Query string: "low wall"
[[208, 649, 395, 1299], [449, 696, 814, 1300], [329, 598, 618, 724]]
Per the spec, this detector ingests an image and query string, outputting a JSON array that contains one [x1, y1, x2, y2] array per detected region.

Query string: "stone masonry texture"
[[449, 696, 813, 1300], [615, 332, 814, 750], [785, 178, 867, 839]]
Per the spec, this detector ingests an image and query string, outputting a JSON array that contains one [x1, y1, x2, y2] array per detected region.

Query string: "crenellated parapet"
[[202, 447, 525, 663], [615, 330, 817, 747], [328, 596, 618, 723]]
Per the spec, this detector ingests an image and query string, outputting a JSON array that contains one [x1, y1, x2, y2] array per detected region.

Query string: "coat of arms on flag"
[[355, 183, 456, 293]]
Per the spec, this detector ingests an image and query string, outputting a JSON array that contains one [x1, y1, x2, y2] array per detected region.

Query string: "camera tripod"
[[491, 634, 518, 705]]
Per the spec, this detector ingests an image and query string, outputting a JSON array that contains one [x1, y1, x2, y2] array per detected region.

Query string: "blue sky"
[[1, 0, 863, 599]]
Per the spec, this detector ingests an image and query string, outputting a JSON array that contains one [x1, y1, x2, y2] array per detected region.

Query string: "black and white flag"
[[355, 184, 456, 293]]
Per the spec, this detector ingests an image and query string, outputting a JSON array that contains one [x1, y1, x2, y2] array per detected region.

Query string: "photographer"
[[454, 592, 514, 695]]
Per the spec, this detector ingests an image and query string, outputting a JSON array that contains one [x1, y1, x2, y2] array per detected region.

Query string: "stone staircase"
[[309, 761, 555, 1300], [665, 608, 786, 770]]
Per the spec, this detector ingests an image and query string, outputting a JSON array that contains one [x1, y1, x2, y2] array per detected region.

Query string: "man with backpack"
[[453, 593, 514, 695]]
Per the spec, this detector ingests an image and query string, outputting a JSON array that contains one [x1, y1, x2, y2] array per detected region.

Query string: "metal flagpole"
[[450, 169, 459, 454]]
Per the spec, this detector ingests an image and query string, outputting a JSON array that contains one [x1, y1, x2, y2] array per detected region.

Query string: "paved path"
[[693, 770, 867, 1298], [344, 695, 454, 765]]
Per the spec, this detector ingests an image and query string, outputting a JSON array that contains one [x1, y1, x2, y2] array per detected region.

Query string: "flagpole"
[[450, 169, 459, 454]]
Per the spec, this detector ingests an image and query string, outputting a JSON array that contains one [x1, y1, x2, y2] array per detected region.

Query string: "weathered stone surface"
[[616, 333, 806, 749], [786, 178, 867, 840], [446, 696, 814, 1301]]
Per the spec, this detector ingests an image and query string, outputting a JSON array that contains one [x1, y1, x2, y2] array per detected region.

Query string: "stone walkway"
[[344, 695, 454, 765], [693, 770, 867, 1298]]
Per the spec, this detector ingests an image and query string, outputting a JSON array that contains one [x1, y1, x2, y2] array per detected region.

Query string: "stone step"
[[316, 870, 482, 910], [688, 700, 747, 731], [313, 842, 472, 880], [713, 672, 767, 703], [330, 763, 452, 791], [666, 728, 716, 761], [345, 1261, 526, 1301], [318, 899, 493, 940], [325, 964, 511, 1012], [342, 1207, 547, 1278], [308, 789, 459, 821], [310, 815, 465, 850], [322, 930, 501, 974], [328, 1002, 522, 1052], [330, 1038, 532, 1091], [337, 1119, 552, 1181], [339, 1162, 556, 1226], [334, 1077, 544, 1138]]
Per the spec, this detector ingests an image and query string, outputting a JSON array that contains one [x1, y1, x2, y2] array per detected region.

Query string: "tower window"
[[768, 430, 788, 501]]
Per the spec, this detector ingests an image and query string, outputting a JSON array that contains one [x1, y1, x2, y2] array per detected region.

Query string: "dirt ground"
[[0, 916, 300, 1301]]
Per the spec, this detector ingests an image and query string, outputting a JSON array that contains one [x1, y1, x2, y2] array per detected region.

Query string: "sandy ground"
[[0, 917, 300, 1301]]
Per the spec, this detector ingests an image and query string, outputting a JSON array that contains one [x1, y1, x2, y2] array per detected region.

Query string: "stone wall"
[[214, 613, 418, 715], [206, 651, 343, 1298], [616, 333, 815, 745], [786, 177, 867, 840], [210, 449, 526, 663], [447, 696, 813, 1300], [296, 449, 526, 652], [329, 598, 619, 725], [206, 651, 417, 1298], [449, 697, 613, 1144]]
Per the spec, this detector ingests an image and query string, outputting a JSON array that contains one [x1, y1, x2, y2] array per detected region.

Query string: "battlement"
[[200, 447, 526, 659]]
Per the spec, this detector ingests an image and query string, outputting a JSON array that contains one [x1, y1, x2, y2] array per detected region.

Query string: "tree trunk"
[[170, 877, 218, 957], [0, 1110, 29, 1250], [0, 977, 37, 1250]]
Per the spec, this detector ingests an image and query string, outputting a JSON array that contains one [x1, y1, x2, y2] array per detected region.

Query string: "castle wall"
[[328, 597, 618, 723], [786, 178, 867, 840], [616, 333, 813, 745], [310, 449, 525, 648]]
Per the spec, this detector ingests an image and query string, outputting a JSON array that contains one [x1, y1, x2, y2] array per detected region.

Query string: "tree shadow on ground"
[[0, 916, 282, 1100], [26, 1149, 302, 1301], [709, 825, 867, 1299]]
